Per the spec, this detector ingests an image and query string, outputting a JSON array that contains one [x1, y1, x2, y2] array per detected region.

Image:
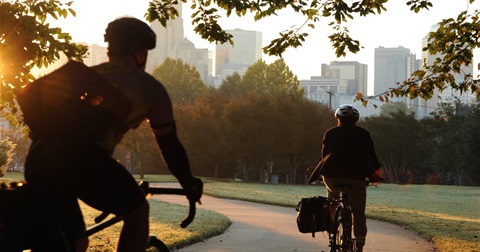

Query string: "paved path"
[[153, 184, 436, 252]]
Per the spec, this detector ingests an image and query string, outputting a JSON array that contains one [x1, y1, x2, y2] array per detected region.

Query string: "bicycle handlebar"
[[146, 186, 196, 228], [94, 181, 196, 228]]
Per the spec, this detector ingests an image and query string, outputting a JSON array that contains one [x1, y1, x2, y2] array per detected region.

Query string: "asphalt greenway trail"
[[153, 183, 436, 252]]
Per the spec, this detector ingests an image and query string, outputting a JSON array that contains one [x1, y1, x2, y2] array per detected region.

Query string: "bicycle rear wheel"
[[330, 205, 343, 252], [340, 207, 355, 252]]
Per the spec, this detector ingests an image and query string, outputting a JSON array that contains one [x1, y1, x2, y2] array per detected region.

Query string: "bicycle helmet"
[[334, 104, 359, 123], [104, 17, 156, 53]]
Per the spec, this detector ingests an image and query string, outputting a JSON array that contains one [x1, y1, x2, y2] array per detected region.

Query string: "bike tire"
[[341, 207, 354, 252], [146, 236, 170, 252], [330, 205, 343, 252]]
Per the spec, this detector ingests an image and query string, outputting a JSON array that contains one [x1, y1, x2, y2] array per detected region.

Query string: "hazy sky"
[[50, 0, 479, 93]]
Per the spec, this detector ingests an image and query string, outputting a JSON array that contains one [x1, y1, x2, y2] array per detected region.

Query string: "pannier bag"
[[296, 196, 330, 237], [17, 61, 132, 141]]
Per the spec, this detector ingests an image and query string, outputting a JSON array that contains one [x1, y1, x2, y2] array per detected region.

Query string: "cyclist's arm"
[[152, 122, 193, 187], [146, 82, 194, 187]]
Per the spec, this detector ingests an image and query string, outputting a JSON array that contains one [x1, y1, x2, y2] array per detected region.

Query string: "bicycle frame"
[[0, 181, 196, 252], [327, 179, 381, 252]]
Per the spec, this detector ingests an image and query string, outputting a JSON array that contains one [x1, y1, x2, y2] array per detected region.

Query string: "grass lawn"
[[2, 173, 479, 251], [81, 200, 230, 251]]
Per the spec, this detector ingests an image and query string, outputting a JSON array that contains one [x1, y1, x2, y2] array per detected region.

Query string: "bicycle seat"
[[332, 183, 353, 193]]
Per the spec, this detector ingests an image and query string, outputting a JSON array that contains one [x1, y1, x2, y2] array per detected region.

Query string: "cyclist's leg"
[[71, 143, 149, 252], [344, 179, 367, 251], [322, 176, 341, 221], [24, 140, 87, 251]]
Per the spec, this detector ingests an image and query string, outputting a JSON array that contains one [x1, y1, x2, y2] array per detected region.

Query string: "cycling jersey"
[[321, 124, 381, 180], [90, 60, 175, 154]]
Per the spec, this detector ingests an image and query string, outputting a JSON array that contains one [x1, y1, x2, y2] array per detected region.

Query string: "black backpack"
[[17, 61, 132, 141], [296, 196, 330, 237]]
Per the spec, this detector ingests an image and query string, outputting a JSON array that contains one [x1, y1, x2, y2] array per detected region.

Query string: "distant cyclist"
[[24, 17, 202, 251], [308, 104, 382, 252]]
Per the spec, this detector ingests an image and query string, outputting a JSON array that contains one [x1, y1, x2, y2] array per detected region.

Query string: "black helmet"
[[335, 104, 359, 123], [104, 17, 156, 52]]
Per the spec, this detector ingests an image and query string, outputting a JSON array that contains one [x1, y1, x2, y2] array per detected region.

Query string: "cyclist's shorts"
[[25, 140, 146, 216]]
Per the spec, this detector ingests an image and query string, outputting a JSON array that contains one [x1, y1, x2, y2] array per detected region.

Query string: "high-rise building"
[[215, 29, 262, 79], [147, 3, 213, 83], [82, 44, 108, 66], [147, 11, 184, 73], [374, 46, 415, 98], [321, 61, 368, 95], [148, 2, 183, 69], [176, 38, 212, 84]]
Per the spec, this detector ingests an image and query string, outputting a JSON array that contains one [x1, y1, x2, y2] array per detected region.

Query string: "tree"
[[425, 100, 480, 185], [147, 0, 479, 101], [115, 121, 167, 177], [379, 102, 411, 116], [151, 58, 209, 104], [362, 110, 421, 183], [0, 1, 87, 124], [238, 59, 304, 97], [174, 94, 235, 177], [0, 138, 15, 177], [221, 93, 280, 182], [0, 128, 30, 172], [218, 71, 242, 97]]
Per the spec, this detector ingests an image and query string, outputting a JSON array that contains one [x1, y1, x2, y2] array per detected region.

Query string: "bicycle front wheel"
[[146, 235, 169, 252]]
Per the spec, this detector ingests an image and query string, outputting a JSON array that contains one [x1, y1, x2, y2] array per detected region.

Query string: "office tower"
[[321, 61, 368, 95], [147, 3, 213, 83], [215, 29, 262, 77], [147, 3, 185, 73], [82, 44, 108, 66], [374, 46, 414, 98], [176, 38, 212, 84]]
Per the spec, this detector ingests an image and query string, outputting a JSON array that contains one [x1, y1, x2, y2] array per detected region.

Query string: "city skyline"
[[49, 0, 479, 95]]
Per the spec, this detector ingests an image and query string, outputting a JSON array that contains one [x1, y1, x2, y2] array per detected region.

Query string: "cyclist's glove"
[[184, 177, 203, 204], [368, 170, 385, 183]]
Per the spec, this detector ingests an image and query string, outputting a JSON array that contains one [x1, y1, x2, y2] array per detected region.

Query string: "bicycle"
[[327, 178, 382, 252], [0, 180, 197, 252]]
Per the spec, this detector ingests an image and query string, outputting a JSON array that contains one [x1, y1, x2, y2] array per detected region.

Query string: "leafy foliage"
[[358, 6, 480, 104], [0, 127, 30, 172], [151, 58, 209, 104], [363, 100, 480, 186], [0, 138, 15, 177], [0, 1, 87, 125], [146, 0, 479, 103]]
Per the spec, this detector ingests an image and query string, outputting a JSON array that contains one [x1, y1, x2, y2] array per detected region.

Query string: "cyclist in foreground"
[[308, 104, 383, 252], [24, 17, 202, 251]]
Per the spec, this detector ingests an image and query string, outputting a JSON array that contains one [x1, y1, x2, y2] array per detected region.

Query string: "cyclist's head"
[[104, 17, 156, 57], [335, 104, 359, 125]]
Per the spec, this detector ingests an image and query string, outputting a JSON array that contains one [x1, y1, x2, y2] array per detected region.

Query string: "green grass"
[[81, 200, 230, 251], [2, 173, 479, 252], [0, 172, 24, 183]]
